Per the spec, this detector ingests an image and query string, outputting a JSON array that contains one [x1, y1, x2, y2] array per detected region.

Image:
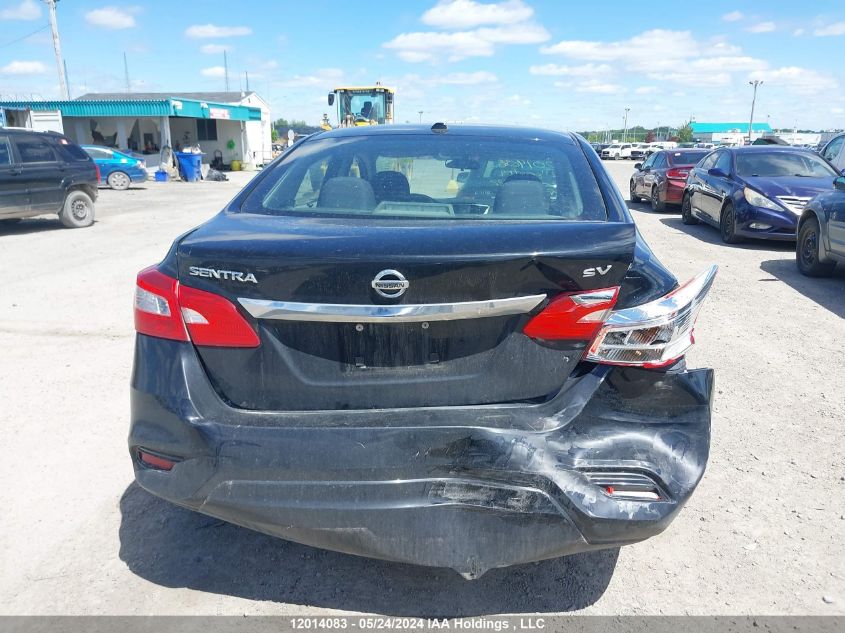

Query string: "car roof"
[[308, 124, 577, 145], [720, 146, 816, 154], [0, 127, 65, 137]]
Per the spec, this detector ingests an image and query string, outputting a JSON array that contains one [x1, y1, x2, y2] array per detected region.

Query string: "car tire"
[[797, 217, 836, 277], [719, 202, 743, 244], [629, 181, 640, 203], [681, 193, 698, 224], [107, 171, 131, 191], [59, 190, 95, 228], [650, 186, 665, 212]]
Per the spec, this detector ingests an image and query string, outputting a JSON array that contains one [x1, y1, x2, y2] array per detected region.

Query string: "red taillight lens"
[[666, 167, 690, 180], [178, 284, 260, 347], [134, 266, 189, 341], [137, 449, 177, 471], [134, 266, 259, 348], [522, 287, 620, 341], [94, 163, 101, 183]]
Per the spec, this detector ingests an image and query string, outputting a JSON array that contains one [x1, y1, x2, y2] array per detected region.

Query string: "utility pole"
[[748, 80, 762, 143], [418, 110, 423, 124], [63, 59, 71, 98], [623, 107, 630, 143], [245, 71, 250, 92], [45, 0, 69, 99], [123, 52, 131, 93], [223, 50, 230, 92]]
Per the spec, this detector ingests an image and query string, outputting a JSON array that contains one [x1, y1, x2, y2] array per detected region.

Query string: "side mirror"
[[634, 162, 643, 170], [327, 93, 335, 106], [708, 168, 728, 178], [834, 176, 845, 191]]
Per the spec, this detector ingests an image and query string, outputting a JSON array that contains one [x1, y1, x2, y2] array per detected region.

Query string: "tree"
[[645, 130, 656, 143], [677, 121, 694, 143], [271, 127, 279, 143]]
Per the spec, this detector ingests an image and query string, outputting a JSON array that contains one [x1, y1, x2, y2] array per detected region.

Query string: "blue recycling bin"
[[175, 152, 203, 182]]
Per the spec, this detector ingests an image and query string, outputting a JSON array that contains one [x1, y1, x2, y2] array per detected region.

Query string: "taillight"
[[134, 266, 259, 347], [585, 265, 717, 368], [94, 163, 101, 182], [522, 287, 619, 341], [666, 167, 690, 180], [522, 266, 717, 368]]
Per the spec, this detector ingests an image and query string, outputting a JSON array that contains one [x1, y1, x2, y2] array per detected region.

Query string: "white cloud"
[[722, 11, 743, 22], [507, 93, 531, 106], [793, 28, 805, 37], [555, 79, 623, 94], [200, 66, 226, 78], [528, 63, 611, 77], [746, 21, 776, 33], [406, 71, 498, 86], [814, 21, 845, 36], [635, 86, 658, 94], [0, 60, 46, 74], [84, 6, 138, 30], [422, 0, 534, 29], [185, 24, 252, 38], [200, 43, 231, 54], [275, 68, 344, 89], [749, 66, 838, 94], [385, 22, 548, 62], [0, 0, 40, 20]]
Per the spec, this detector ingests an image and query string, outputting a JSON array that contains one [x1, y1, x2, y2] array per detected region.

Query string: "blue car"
[[796, 175, 845, 276], [681, 146, 841, 243], [81, 145, 147, 190]]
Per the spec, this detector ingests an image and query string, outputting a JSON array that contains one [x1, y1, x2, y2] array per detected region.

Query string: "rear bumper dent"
[[129, 336, 713, 577]]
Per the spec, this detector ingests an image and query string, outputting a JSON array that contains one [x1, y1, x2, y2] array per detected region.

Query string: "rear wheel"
[[720, 202, 742, 244], [797, 217, 836, 277], [107, 171, 131, 190], [650, 186, 665, 212], [59, 190, 95, 228], [629, 181, 640, 203], [681, 193, 698, 224]]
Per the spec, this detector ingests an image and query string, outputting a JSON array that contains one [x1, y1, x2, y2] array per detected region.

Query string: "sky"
[[1, 0, 844, 131]]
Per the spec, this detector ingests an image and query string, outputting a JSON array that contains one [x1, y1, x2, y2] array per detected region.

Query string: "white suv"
[[601, 143, 633, 160]]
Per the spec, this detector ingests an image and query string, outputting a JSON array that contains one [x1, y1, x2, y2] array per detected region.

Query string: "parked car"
[[818, 132, 845, 173], [81, 145, 147, 190], [590, 142, 610, 154], [796, 175, 845, 276], [682, 147, 841, 243], [630, 149, 710, 211], [0, 128, 98, 228], [601, 143, 633, 160], [129, 124, 717, 578], [629, 143, 651, 160]]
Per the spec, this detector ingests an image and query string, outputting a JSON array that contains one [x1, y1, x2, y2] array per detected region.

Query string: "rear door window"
[[15, 137, 57, 163], [245, 135, 608, 221], [0, 136, 12, 166]]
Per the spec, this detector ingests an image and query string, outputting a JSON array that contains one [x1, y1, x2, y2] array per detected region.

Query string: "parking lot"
[[0, 162, 843, 616]]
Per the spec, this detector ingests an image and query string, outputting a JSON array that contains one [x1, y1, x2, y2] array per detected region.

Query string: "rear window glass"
[[735, 151, 838, 178], [668, 151, 708, 165], [243, 134, 608, 221], [16, 137, 56, 163], [59, 140, 92, 161]]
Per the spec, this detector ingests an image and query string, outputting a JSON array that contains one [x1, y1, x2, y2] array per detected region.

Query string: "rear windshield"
[[56, 139, 92, 161], [735, 151, 838, 178], [667, 151, 709, 166], [242, 134, 608, 221]]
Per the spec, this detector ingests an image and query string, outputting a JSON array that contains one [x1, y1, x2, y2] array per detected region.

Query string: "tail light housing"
[[523, 266, 717, 368], [94, 163, 101, 183], [666, 167, 690, 180], [134, 266, 260, 347]]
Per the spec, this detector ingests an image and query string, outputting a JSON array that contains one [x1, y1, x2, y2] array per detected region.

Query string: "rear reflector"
[[137, 449, 177, 471], [585, 265, 717, 368], [522, 287, 619, 341], [134, 266, 259, 348]]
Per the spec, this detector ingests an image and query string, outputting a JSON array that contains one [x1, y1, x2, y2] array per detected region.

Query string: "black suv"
[[0, 128, 98, 228]]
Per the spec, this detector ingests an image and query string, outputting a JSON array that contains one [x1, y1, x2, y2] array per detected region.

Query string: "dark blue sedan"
[[796, 175, 845, 276], [681, 147, 841, 243], [82, 145, 148, 190]]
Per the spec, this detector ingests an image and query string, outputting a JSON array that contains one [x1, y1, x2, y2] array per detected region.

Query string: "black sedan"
[[682, 147, 842, 243], [129, 124, 716, 578], [797, 175, 845, 276]]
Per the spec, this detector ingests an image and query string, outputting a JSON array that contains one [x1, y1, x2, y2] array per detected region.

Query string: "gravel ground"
[[0, 162, 843, 616]]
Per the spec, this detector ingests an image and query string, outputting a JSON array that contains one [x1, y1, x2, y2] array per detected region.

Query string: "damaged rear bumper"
[[129, 336, 713, 578]]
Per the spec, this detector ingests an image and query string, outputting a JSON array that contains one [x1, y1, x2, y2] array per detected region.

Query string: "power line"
[[0, 23, 49, 49]]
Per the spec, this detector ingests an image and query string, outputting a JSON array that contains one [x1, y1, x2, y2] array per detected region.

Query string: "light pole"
[[45, 0, 69, 99], [623, 108, 630, 143], [748, 80, 762, 143], [418, 110, 423, 124]]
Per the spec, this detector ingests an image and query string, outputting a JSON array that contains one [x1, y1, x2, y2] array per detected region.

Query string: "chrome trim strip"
[[238, 294, 547, 323]]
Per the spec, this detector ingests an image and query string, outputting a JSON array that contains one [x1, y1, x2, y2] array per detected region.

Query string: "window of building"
[[197, 119, 218, 141]]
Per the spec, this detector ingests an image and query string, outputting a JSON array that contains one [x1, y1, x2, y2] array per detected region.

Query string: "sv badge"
[[583, 265, 613, 278]]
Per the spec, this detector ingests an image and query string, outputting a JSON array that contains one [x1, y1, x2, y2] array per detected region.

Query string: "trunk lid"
[[177, 212, 636, 410]]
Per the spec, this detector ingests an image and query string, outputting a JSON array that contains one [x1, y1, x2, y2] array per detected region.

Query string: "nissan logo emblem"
[[371, 269, 409, 299]]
